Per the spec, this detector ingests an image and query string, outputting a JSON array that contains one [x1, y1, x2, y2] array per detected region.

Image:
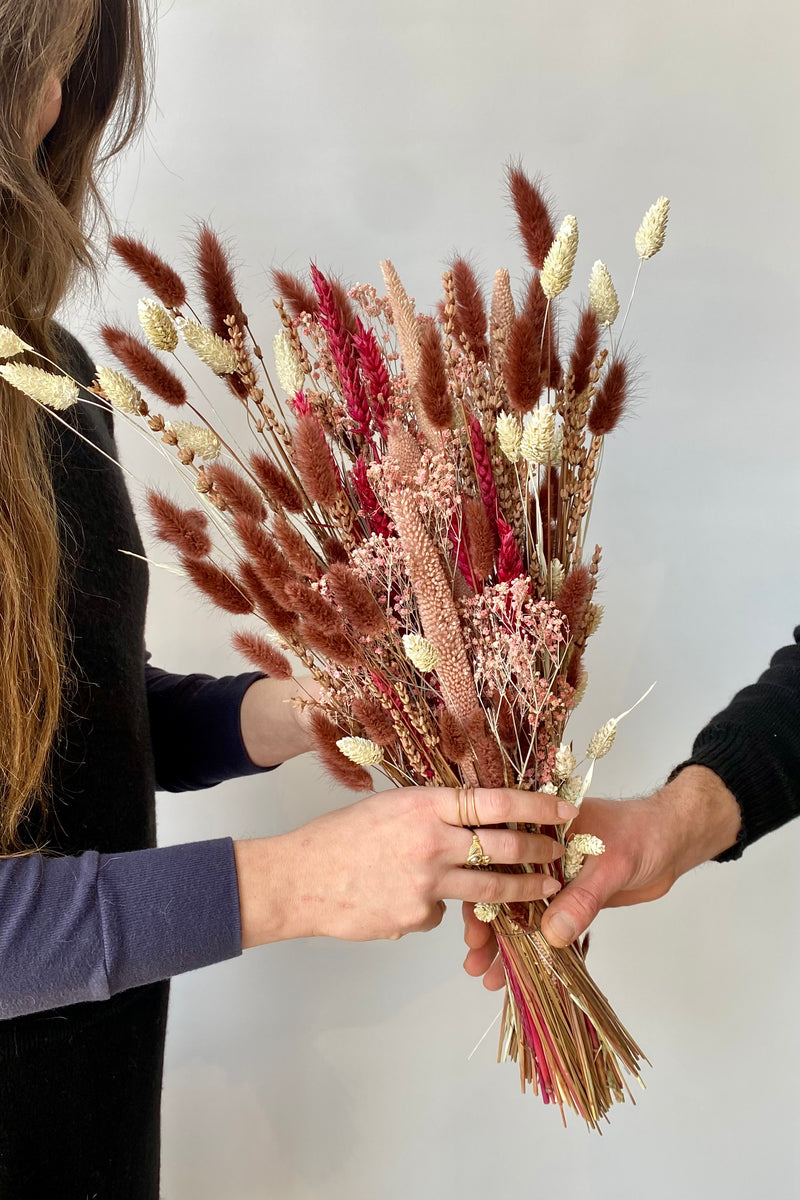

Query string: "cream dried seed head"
[[168, 420, 222, 461], [176, 318, 238, 375], [96, 366, 144, 415], [635, 197, 670, 260], [0, 326, 32, 359], [553, 743, 577, 782], [520, 405, 556, 465], [402, 633, 441, 672], [473, 902, 501, 923], [588, 261, 620, 326], [558, 775, 584, 808], [541, 215, 579, 300], [564, 833, 605, 882], [587, 719, 617, 760], [496, 411, 523, 463], [336, 736, 384, 767], [548, 421, 563, 464], [572, 669, 589, 709], [274, 331, 305, 395], [584, 602, 604, 639], [549, 558, 565, 596], [538, 782, 558, 795], [0, 362, 78, 409], [138, 298, 178, 352]]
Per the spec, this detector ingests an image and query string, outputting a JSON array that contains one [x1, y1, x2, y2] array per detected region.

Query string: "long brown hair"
[[0, 0, 151, 852]]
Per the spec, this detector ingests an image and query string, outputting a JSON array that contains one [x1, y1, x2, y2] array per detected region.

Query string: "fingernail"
[[545, 912, 577, 945], [557, 801, 579, 821], [541, 877, 562, 896]]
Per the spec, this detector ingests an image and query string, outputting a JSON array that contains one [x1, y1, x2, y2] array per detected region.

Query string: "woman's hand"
[[234, 787, 578, 946], [462, 766, 742, 990], [239, 674, 321, 767]]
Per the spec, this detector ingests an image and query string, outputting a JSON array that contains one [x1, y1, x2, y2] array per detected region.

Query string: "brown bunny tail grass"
[[325, 562, 386, 636], [206, 461, 267, 523], [180, 557, 254, 615], [555, 565, 593, 642], [450, 257, 489, 361], [569, 307, 601, 397], [309, 710, 374, 791], [502, 275, 558, 413], [100, 326, 187, 407], [272, 513, 320, 578], [293, 413, 342, 506], [349, 696, 397, 746], [239, 562, 299, 638], [146, 490, 212, 559], [231, 630, 293, 680], [416, 317, 453, 430], [195, 224, 247, 339], [299, 619, 361, 670], [463, 497, 496, 580], [506, 165, 557, 272], [110, 234, 187, 310], [249, 453, 305, 513], [319, 535, 350, 566], [234, 514, 297, 607], [588, 355, 630, 436], [271, 268, 320, 319], [437, 706, 470, 762], [284, 578, 342, 631]]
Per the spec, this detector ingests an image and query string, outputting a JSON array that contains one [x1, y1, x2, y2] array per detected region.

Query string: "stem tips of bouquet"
[[1, 167, 670, 1130]]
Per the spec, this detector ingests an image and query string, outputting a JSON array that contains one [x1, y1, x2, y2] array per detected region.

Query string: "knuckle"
[[563, 883, 600, 923], [483, 789, 511, 822], [480, 873, 504, 904]]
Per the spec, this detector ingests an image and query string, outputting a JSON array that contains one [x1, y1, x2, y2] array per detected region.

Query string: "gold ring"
[[467, 787, 479, 828], [455, 788, 465, 828], [466, 832, 491, 868]]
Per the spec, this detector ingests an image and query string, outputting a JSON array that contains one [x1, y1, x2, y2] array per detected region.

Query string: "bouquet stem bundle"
[[0, 170, 670, 1129]]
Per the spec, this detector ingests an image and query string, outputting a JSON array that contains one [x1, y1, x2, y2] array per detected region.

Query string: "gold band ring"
[[466, 832, 491, 868]]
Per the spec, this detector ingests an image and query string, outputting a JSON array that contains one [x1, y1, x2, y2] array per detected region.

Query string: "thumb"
[[540, 856, 616, 948]]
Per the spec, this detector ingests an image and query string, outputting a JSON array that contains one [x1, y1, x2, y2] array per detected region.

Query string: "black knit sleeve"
[[670, 627, 800, 862]]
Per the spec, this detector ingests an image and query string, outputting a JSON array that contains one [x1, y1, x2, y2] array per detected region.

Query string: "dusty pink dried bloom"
[[231, 630, 293, 680], [311, 263, 372, 438], [450, 257, 489, 361], [497, 517, 524, 582], [206, 462, 267, 523], [325, 562, 386, 636], [416, 316, 453, 430], [273, 513, 320, 578], [249, 453, 305, 514], [351, 456, 393, 539], [293, 413, 341, 506], [353, 318, 392, 434], [309, 710, 373, 791], [147, 491, 211, 559], [181, 557, 254, 615]]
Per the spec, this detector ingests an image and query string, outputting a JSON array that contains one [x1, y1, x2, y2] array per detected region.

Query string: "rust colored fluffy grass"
[[416, 317, 453, 430], [502, 277, 555, 413], [249, 453, 305, 514], [300, 619, 360, 670], [273, 513, 319, 578], [438, 707, 469, 762], [285, 578, 341, 631], [450, 257, 489, 361], [100, 326, 187, 407], [181, 557, 254, 615], [538, 465, 560, 525], [588, 356, 630, 436], [309, 709, 373, 791], [239, 562, 298, 638], [326, 562, 386, 636], [556, 565, 593, 641], [231, 630, 293, 680], [293, 413, 341, 506], [271, 269, 319, 319], [206, 462, 267, 522], [328, 275, 358, 335], [111, 234, 187, 309], [566, 649, 584, 689], [146, 490, 211, 559], [350, 696, 396, 746], [569, 308, 600, 397], [320, 535, 350, 566], [234, 514, 296, 607], [463, 497, 496, 580], [507, 166, 557, 272], [195, 225, 247, 338]]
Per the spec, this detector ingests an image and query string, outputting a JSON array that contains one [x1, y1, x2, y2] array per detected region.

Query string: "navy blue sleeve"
[[0, 838, 243, 1020], [145, 658, 277, 792]]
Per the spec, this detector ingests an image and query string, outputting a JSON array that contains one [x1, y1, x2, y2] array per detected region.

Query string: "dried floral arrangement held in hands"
[[0, 167, 669, 1130]]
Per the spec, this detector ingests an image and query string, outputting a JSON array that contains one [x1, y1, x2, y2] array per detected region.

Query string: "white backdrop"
[[66, 1, 800, 1196]]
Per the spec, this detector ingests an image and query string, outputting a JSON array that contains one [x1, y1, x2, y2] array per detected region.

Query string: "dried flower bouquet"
[[0, 168, 669, 1129]]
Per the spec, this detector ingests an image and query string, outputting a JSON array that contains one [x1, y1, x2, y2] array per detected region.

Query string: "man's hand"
[[463, 766, 742, 990]]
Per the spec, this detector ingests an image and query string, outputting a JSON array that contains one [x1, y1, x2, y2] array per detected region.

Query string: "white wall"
[[67, 1, 800, 1195]]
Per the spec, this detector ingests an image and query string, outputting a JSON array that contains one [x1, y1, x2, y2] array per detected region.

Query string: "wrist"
[[233, 834, 311, 948], [658, 766, 742, 876]]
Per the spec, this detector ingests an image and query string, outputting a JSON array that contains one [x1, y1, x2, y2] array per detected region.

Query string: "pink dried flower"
[[147, 490, 211, 559], [468, 416, 499, 524], [507, 166, 557, 272], [271, 269, 320, 319], [353, 318, 392, 433], [350, 695, 397, 747], [249, 453, 305, 514], [181, 557, 254, 615], [416, 316, 453, 430], [326, 562, 386, 636], [450, 257, 489, 361], [352, 456, 393, 539], [273, 513, 320, 578], [100, 326, 187, 408], [111, 234, 187, 309], [206, 462, 267, 523], [569, 307, 600, 397], [309, 710, 373, 791], [497, 517, 524, 582]]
